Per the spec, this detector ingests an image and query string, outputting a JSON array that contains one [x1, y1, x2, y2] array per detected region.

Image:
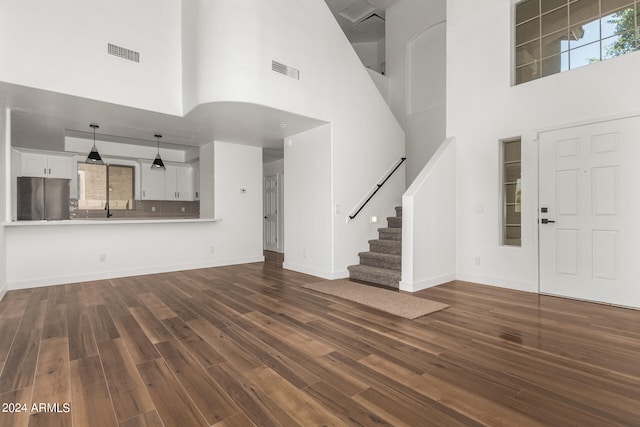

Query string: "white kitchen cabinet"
[[139, 161, 193, 201], [139, 161, 165, 200], [164, 164, 193, 200], [192, 161, 200, 200], [20, 151, 73, 179]]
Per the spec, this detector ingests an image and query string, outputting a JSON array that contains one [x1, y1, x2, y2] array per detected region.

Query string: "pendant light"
[[87, 123, 103, 164], [151, 134, 165, 169]]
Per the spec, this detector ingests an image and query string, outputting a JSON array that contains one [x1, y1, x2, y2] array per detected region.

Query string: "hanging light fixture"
[[87, 123, 103, 164], [151, 134, 165, 169]]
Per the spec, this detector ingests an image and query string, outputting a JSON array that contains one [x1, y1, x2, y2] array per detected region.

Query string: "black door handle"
[[541, 218, 555, 224]]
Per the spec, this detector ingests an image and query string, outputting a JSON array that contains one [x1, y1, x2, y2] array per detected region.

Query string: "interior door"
[[263, 175, 278, 251], [539, 117, 640, 308]]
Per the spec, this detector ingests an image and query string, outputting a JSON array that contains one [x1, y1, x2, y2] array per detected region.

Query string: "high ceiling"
[[325, 0, 399, 43], [2, 1, 398, 161]]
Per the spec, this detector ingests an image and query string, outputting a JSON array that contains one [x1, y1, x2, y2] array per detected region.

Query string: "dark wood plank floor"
[[0, 263, 638, 426]]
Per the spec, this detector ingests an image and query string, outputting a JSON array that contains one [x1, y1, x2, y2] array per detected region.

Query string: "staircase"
[[347, 206, 402, 289]]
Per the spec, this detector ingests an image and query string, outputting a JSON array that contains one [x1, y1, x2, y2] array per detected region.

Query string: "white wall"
[[352, 41, 385, 73], [0, 0, 182, 115], [401, 137, 455, 292], [213, 141, 263, 255], [447, 0, 640, 292], [183, 0, 405, 278], [387, 0, 446, 185], [5, 140, 263, 289], [284, 125, 332, 277], [0, 108, 8, 300]]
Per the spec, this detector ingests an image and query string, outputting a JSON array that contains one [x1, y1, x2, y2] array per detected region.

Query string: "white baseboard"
[[282, 263, 348, 281], [455, 272, 537, 293], [399, 273, 456, 292], [7, 256, 265, 290]]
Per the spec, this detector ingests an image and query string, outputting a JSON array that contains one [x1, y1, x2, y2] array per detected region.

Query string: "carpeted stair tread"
[[358, 251, 401, 271], [369, 239, 401, 255], [347, 264, 401, 289], [387, 216, 402, 228], [378, 227, 401, 241]]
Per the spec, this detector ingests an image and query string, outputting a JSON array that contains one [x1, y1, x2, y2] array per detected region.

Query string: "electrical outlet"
[[303, 249, 307, 258], [209, 246, 215, 254], [99, 254, 106, 262], [151, 206, 156, 212], [181, 207, 185, 212], [474, 256, 481, 265]]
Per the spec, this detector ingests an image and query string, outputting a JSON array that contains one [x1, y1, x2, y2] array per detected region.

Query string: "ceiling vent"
[[272, 60, 300, 80], [108, 43, 140, 63], [338, 0, 376, 23]]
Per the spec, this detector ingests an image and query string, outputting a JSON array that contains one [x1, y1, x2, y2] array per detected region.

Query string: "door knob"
[[541, 218, 556, 224]]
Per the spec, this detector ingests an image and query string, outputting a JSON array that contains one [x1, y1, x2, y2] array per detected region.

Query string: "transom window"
[[515, 0, 640, 85]]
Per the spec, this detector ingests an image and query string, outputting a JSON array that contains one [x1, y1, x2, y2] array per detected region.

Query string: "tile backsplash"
[[70, 199, 200, 220]]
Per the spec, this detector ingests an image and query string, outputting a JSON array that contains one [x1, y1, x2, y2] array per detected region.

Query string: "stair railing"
[[348, 157, 406, 221]]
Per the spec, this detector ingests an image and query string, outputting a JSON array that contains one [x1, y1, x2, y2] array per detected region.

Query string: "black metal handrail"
[[348, 157, 406, 220]]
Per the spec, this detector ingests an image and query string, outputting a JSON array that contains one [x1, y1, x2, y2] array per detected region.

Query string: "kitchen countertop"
[[4, 218, 219, 226]]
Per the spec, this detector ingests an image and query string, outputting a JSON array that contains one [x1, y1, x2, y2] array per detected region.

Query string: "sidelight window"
[[502, 138, 522, 246]]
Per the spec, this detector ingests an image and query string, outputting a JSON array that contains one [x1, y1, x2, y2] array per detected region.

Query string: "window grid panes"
[[515, 0, 639, 84], [503, 139, 522, 247]]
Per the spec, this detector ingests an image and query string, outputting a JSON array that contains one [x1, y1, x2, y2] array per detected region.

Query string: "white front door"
[[263, 175, 278, 251], [539, 117, 640, 308]]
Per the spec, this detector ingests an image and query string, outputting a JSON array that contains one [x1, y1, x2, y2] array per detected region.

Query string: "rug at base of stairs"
[[302, 279, 449, 320]]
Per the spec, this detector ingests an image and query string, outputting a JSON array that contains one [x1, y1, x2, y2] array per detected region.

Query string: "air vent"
[[272, 60, 300, 80], [108, 43, 140, 63]]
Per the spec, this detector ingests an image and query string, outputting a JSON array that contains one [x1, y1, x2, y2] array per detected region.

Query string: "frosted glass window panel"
[[570, 0, 600, 26], [505, 163, 522, 183], [542, 6, 569, 36], [569, 40, 601, 68], [517, 40, 542, 66], [517, 17, 541, 45], [542, 0, 569, 14], [504, 140, 522, 162], [505, 225, 522, 241], [517, 0, 540, 25], [502, 138, 522, 246], [506, 205, 522, 225], [543, 29, 570, 57], [570, 19, 601, 48]]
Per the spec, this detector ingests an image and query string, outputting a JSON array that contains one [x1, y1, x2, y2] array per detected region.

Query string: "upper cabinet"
[[139, 161, 195, 201], [139, 161, 166, 200], [164, 164, 193, 201], [18, 150, 73, 179]]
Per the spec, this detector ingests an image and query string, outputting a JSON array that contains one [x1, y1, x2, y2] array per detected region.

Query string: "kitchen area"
[[10, 111, 202, 223]]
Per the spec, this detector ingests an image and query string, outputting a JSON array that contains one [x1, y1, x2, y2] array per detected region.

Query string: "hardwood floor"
[[0, 263, 638, 426]]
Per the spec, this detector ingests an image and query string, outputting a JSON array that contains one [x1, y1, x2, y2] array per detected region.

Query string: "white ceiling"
[[1, 82, 326, 157], [325, 0, 399, 43]]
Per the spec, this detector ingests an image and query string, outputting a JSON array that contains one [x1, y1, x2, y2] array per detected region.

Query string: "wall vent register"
[[272, 60, 300, 80], [108, 43, 140, 63]]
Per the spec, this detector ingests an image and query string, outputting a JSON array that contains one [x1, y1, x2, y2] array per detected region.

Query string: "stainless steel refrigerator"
[[17, 177, 70, 220]]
